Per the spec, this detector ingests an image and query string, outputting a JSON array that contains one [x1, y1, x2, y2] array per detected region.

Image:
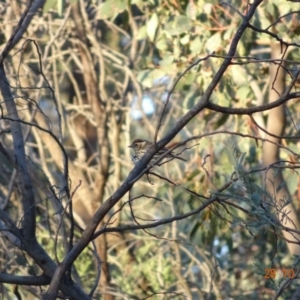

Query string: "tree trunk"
[[262, 42, 300, 255]]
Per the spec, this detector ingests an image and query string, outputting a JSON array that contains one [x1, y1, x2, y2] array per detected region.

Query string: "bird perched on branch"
[[128, 138, 186, 165]]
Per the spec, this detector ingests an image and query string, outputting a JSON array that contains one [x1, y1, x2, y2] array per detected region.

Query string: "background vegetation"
[[0, 0, 300, 299]]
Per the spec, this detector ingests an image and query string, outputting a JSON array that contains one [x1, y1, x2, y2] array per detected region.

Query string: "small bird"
[[128, 138, 186, 165]]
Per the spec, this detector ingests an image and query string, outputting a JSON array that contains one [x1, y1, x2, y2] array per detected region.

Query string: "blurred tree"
[[0, 0, 300, 299]]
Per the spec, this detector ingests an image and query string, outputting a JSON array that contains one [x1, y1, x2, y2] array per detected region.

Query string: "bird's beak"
[[128, 145, 132, 148]]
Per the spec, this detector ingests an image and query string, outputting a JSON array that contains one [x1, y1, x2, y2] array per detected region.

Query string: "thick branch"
[[0, 68, 89, 300], [207, 92, 300, 115], [94, 196, 218, 238], [0, 65, 36, 240], [0, 273, 50, 285], [0, 0, 46, 64]]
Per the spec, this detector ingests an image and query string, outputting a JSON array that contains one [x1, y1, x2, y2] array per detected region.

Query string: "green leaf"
[[43, 0, 57, 14], [156, 37, 168, 51], [236, 86, 251, 102], [185, 168, 201, 181], [286, 173, 299, 194], [98, 0, 127, 20], [251, 192, 261, 206], [130, 0, 143, 9], [136, 25, 147, 40], [186, 1, 197, 20], [203, 3, 213, 15], [183, 89, 200, 110], [206, 32, 222, 52], [180, 34, 190, 45], [213, 114, 230, 129], [224, 27, 234, 41], [146, 13, 159, 42], [190, 37, 203, 54], [159, 54, 174, 67], [57, 0, 63, 16], [137, 69, 166, 88], [231, 65, 248, 85], [265, 2, 276, 18], [184, 72, 198, 86], [137, 70, 152, 88], [165, 16, 192, 36], [175, 15, 192, 31]]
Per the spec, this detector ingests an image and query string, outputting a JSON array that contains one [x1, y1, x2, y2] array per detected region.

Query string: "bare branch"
[[0, 0, 46, 64]]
